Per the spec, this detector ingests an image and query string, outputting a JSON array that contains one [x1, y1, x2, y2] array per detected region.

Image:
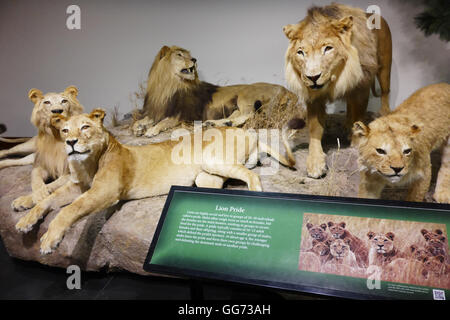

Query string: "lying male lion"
[[15, 109, 296, 254], [352, 83, 450, 203], [0, 87, 84, 171], [283, 3, 392, 178], [132, 45, 302, 137], [11, 86, 84, 211]]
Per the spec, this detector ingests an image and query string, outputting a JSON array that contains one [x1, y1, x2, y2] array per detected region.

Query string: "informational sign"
[[144, 186, 450, 300]]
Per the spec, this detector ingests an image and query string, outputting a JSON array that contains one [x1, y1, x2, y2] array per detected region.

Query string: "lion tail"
[[258, 127, 296, 168], [0, 137, 31, 143]]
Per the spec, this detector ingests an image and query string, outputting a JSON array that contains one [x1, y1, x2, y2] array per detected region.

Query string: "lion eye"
[[376, 148, 386, 155], [297, 50, 304, 56], [44, 101, 51, 105], [403, 148, 412, 155], [324, 46, 333, 53], [61, 99, 68, 104], [81, 125, 90, 130], [62, 128, 69, 133]]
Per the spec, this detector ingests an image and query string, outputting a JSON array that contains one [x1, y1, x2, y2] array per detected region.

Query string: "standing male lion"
[[283, 3, 392, 178]]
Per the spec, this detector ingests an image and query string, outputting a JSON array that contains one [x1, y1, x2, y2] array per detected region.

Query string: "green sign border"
[[144, 186, 450, 300]]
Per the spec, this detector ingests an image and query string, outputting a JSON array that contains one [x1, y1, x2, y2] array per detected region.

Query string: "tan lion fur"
[[283, 3, 392, 178], [133, 45, 303, 142], [11, 86, 84, 212], [352, 83, 450, 203], [16, 110, 295, 254]]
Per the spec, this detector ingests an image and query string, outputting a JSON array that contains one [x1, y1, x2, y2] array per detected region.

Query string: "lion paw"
[[40, 225, 64, 255], [306, 152, 328, 179], [144, 126, 162, 138], [433, 190, 450, 204], [15, 205, 45, 233], [12, 195, 34, 212]]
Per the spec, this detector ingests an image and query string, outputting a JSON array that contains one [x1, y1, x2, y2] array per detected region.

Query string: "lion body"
[[283, 3, 392, 178], [16, 110, 295, 253], [133, 45, 301, 137], [11, 87, 84, 212], [353, 83, 450, 203]]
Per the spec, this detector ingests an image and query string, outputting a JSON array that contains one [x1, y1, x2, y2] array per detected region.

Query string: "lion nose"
[[306, 73, 321, 83], [66, 139, 78, 147], [191, 58, 197, 63], [390, 166, 404, 174], [51, 109, 64, 114]]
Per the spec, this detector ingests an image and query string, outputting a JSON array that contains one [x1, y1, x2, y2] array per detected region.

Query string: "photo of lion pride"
[[11, 86, 84, 211], [283, 3, 392, 178], [16, 109, 295, 254], [352, 83, 450, 203], [132, 45, 302, 137]]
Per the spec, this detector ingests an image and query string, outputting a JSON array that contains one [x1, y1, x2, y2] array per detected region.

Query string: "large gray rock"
[[0, 118, 439, 275]]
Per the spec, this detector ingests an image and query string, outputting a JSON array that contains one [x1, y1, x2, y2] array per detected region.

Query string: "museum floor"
[[0, 238, 321, 300]]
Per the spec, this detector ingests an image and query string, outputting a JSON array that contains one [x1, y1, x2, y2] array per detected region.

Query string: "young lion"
[[283, 3, 392, 178], [352, 83, 450, 203], [11, 86, 84, 211], [306, 222, 329, 242], [367, 231, 404, 268], [16, 109, 295, 254]]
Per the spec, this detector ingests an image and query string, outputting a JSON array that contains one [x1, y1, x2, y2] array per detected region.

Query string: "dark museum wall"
[[0, 0, 448, 136]]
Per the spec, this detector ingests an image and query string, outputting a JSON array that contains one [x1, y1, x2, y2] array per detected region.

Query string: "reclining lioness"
[[16, 109, 297, 254]]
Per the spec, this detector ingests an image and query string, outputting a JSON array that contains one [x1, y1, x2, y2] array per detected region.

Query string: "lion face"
[[284, 15, 354, 94], [30, 86, 83, 134], [329, 239, 351, 260], [327, 221, 346, 239], [352, 120, 421, 184], [157, 46, 198, 81], [306, 223, 328, 241], [311, 239, 330, 256], [422, 255, 446, 275], [51, 109, 108, 162], [367, 231, 395, 254]]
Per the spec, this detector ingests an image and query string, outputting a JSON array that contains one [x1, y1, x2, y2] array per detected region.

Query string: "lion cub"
[[17, 109, 295, 254], [352, 83, 450, 203]]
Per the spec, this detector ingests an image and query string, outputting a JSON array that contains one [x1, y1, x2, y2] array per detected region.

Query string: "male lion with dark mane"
[[132, 45, 303, 140], [283, 3, 392, 178]]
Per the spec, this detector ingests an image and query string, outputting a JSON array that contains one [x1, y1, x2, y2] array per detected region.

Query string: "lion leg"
[[40, 184, 120, 254], [358, 171, 386, 199], [201, 163, 262, 191], [376, 17, 392, 116], [406, 156, 432, 202], [144, 117, 180, 137], [0, 136, 36, 159], [195, 172, 225, 189], [0, 153, 35, 170], [346, 87, 370, 132], [16, 181, 81, 233], [433, 137, 450, 203], [306, 100, 327, 178], [12, 166, 49, 211]]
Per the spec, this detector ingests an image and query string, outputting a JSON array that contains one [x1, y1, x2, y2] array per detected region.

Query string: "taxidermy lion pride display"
[[283, 3, 392, 178], [352, 83, 450, 203], [16, 109, 296, 254], [11, 86, 84, 211], [132, 45, 302, 137]]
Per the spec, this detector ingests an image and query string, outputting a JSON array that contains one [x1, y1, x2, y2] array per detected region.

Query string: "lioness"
[[132, 45, 303, 139], [11, 86, 84, 211], [283, 3, 392, 178], [352, 83, 450, 203], [367, 231, 404, 268], [16, 109, 295, 254]]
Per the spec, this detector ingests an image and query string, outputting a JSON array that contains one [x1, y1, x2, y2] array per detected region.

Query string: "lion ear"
[[320, 223, 327, 231], [333, 15, 353, 34], [351, 121, 369, 147], [28, 88, 44, 104], [327, 221, 334, 227], [89, 108, 106, 124], [50, 114, 67, 130], [410, 245, 417, 253], [158, 46, 171, 60], [411, 124, 421, 135], [283, 23, 301, 40], [64, 86, 79, 98], [367, 231, 375, 239], [386, 232, 395, 241], [306, 223, 313, 230]]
